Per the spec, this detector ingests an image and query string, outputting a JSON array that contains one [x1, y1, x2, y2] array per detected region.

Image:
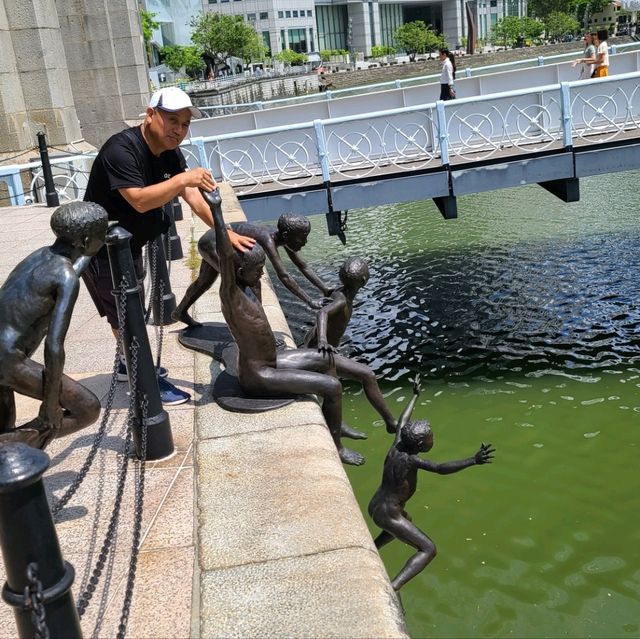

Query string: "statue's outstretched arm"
[[285, 246, 334, 296], [395, 374, 422, 441], [201, 188, 236, 301], [415, 443, 495, 474]]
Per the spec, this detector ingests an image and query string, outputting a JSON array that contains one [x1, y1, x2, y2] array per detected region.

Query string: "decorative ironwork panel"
[[324, 109, 437, 178], [570, 76, 640, 144], [444, 91, 564, 161]]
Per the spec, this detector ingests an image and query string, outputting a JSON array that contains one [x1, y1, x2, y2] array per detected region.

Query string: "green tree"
[[394, 21, 440, 61], [521, 16, 545, 40], [371, 45, 396, 58], [140, 9, 159, 66], [160, 45, 186, 73], [491, 15, 523, 47], [545, 11, 580, 39], [183, 46, 206, 78], [190, 12, 260, 70], [239, 29, 267, 66], [274, 49, 308, 66]]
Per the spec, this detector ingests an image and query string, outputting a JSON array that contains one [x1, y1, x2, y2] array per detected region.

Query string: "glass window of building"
[[293, 10, 298, 17], [285, 10, 291, 18], [247, 12, 256, 20], [316, 5, 347, 51], [278, 10, 283, 18], [490, 0, 497, 6], [262, 31, 271, 54], [260, 11, 268, 19], [208, 0, 216, 4], [280, 29, 286, 49], [287, 28, 307, 52], [307, 10, 312, 17]]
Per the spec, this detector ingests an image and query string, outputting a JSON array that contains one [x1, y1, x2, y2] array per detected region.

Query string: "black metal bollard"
[[36, 132, 59, 208], [162, 204, 184, 261], [149, 236, 177, 326], [0, 443, 82, 638], [171, 196, 183, 221], [106, 226, 175, 461]]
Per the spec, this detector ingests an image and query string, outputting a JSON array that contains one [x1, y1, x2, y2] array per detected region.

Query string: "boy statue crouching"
[[0, 201, 108, 449]]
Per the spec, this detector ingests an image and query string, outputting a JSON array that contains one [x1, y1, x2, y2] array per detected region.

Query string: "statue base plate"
[[178, 322, 299, 412]]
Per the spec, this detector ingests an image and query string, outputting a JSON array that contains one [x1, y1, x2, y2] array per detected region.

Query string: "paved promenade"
[[0, 185, 406, 638]]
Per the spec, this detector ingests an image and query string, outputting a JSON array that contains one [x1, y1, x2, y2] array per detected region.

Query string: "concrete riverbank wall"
[[191, 183, 407, 637]]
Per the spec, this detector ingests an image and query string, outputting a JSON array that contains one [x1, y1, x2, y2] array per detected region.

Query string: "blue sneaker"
[[117, 359, 168, 382], [157, 376, 190, 405]]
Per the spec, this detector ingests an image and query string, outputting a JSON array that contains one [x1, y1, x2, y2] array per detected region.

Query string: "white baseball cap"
[[148, 87, 203, 119]]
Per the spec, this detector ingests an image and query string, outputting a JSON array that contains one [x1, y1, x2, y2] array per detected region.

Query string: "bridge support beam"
[[538, 177, 580, 203], [433, 195, 458, 219]]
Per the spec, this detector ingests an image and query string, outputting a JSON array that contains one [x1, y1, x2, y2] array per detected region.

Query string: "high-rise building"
[[202, 0, 528, 56]]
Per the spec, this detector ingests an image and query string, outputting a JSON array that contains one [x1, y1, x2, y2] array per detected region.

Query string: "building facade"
[[201, 0, 528, 57]]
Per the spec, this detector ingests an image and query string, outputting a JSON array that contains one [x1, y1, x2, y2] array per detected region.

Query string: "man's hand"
[[183, 168, 216, 192], [228, 229, 256, 252], [474, 442, 495, 465]]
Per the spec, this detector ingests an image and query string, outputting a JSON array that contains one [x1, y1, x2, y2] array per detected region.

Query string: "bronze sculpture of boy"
[[0, 201, 108, 449]]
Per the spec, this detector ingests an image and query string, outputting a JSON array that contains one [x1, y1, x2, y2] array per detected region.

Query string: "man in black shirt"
[[84, 86, 254, 404]]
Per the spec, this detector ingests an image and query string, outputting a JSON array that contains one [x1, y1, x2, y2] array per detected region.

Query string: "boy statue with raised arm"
[[369, 375, 495, 590], [201, 188, 397, 465]]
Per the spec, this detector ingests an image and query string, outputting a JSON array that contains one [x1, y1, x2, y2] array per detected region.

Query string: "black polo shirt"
[[85, 126, 187, 258]]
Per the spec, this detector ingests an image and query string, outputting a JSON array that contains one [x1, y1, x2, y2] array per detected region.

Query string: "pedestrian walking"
[[571, 33, 596, 79], [438, 49, 456, 100]]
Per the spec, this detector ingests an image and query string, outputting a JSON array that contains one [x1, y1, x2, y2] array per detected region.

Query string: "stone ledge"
[[190, 183, 407, 638]]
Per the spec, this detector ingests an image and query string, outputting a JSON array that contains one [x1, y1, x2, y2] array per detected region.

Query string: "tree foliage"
[[139, 10, 158, 65], [492, 15, 544, 46], [274, 49, 308, 66], [190, 12, 261, 68], [371, 45, 396, 58], [528, 0, 609, 19], [160, 45, 206, 78], [545, 11, 580, 38], [394, 21, 444, 61]]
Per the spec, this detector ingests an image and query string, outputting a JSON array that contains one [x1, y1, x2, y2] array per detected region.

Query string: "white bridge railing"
[[182, 72, 640, 195]]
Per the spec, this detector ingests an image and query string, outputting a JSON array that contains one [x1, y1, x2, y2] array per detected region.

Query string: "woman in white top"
[[438, 48, 456, 100]]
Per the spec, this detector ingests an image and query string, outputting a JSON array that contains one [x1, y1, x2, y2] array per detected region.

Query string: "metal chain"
[[51, 279, 129, 518], [144, 240, 157, 324], [76, 337, 140, 618], [117, 389, 148, 639], [24, 563, 49, 639]]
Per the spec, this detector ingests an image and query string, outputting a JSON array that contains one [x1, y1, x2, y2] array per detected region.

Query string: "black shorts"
[[83, 254, 145, 329]]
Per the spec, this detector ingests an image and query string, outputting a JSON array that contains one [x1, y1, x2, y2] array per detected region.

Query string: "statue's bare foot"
[[341, 422, 367, 440], [339, 446, 365, 466], [1, 419, 53, 450], [171, 308, 202, 327]]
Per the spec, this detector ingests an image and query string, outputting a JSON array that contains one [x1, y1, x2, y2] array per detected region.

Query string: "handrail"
[[197, 42, 640, 116]]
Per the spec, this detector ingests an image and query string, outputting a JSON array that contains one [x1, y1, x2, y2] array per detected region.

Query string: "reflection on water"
[[269, 171, 640, 638]]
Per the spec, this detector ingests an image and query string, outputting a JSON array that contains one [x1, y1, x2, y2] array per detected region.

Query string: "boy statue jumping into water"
[[173, 212, 334, 327], [0, 201, 108, 449], [369, 375, 495, 590], [201, 188, 397, 465]]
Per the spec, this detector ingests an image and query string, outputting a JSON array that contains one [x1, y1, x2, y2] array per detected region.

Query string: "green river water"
[[270, 169, 640, 638]]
